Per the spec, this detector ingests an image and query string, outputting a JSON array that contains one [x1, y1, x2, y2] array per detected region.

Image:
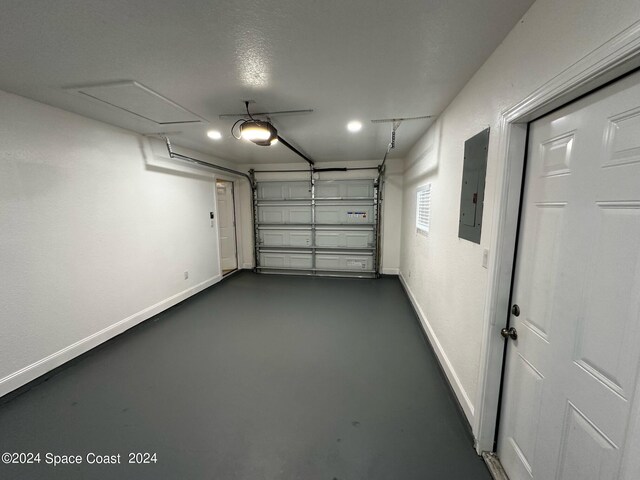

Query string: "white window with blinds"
[[416, 184, 431, 235]]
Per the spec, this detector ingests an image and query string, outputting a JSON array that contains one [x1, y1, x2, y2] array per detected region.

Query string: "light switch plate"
[[482, 249, 489, 268]]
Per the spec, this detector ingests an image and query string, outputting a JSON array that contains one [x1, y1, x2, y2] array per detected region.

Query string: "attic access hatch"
[[65, 81, 205, 125]]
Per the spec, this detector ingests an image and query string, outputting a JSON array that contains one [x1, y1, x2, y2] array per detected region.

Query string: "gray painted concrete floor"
[[0, 272, 490, 479]]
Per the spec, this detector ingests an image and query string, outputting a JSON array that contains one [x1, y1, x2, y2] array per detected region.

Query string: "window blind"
[[416, 184, 431, 234]]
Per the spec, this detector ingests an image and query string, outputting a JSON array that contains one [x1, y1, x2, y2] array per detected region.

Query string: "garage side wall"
[[0, 90, 238, 397], [399, 0, 640, 428]]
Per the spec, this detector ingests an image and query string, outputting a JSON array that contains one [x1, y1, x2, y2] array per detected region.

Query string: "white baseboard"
[[399, 272, 475, 423], [381, 267, 400, 275], [241, 263, 254, 269], [0, 274, 222, 398]]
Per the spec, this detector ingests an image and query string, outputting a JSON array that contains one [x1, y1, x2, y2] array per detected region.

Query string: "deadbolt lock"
[[511, 304, 520, 316], [501, 327, 518, 340]]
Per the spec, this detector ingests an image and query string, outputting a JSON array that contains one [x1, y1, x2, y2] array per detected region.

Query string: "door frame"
[[473, 21, 640, 454], [215, 177, 240, 277]]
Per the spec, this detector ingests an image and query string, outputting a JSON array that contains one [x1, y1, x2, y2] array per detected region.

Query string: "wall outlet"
[[184, 271, 189, 280]]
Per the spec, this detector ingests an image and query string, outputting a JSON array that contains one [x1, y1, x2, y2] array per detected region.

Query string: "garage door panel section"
[[315, 205, 374, 224], [258, 228, 312, 247], [258, 205, 312, 224], [257, 181, 311, 200], [315, 179, 374, 199], [255, 178, 379, 277], [315, 252, 374, 272], [315, 228, 374, 248], [260, 251, 313, 269]]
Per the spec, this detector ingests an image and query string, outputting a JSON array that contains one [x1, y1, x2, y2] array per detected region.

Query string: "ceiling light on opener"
[[239, 120, 278, 146]]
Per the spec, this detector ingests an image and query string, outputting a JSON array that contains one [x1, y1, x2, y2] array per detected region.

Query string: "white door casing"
[[498, 70, 640, 480], [216, 180, 238, 272]]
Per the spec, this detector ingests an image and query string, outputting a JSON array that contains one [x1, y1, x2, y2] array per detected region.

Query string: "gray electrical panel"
[[458, 128, 489, 244]]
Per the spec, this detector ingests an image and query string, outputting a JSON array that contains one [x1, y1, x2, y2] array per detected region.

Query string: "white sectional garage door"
[[254, 179, 380, 277], [497, 70, 640, 480]]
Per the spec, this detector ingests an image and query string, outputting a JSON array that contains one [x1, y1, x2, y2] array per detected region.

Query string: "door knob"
[[501, 327, 518, 340], [511, 304, 520, 316]]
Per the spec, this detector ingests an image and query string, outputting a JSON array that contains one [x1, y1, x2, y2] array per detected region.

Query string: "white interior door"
[[216, 180, 238, 272], [497, 70, 640, 480]]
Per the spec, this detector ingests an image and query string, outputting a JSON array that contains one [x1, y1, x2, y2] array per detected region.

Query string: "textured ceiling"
[[0, 0, 534, 164]]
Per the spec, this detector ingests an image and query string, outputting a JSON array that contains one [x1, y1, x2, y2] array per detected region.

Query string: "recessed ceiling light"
[[347, 121, 362, 132], [207, 130, 222, 140]]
